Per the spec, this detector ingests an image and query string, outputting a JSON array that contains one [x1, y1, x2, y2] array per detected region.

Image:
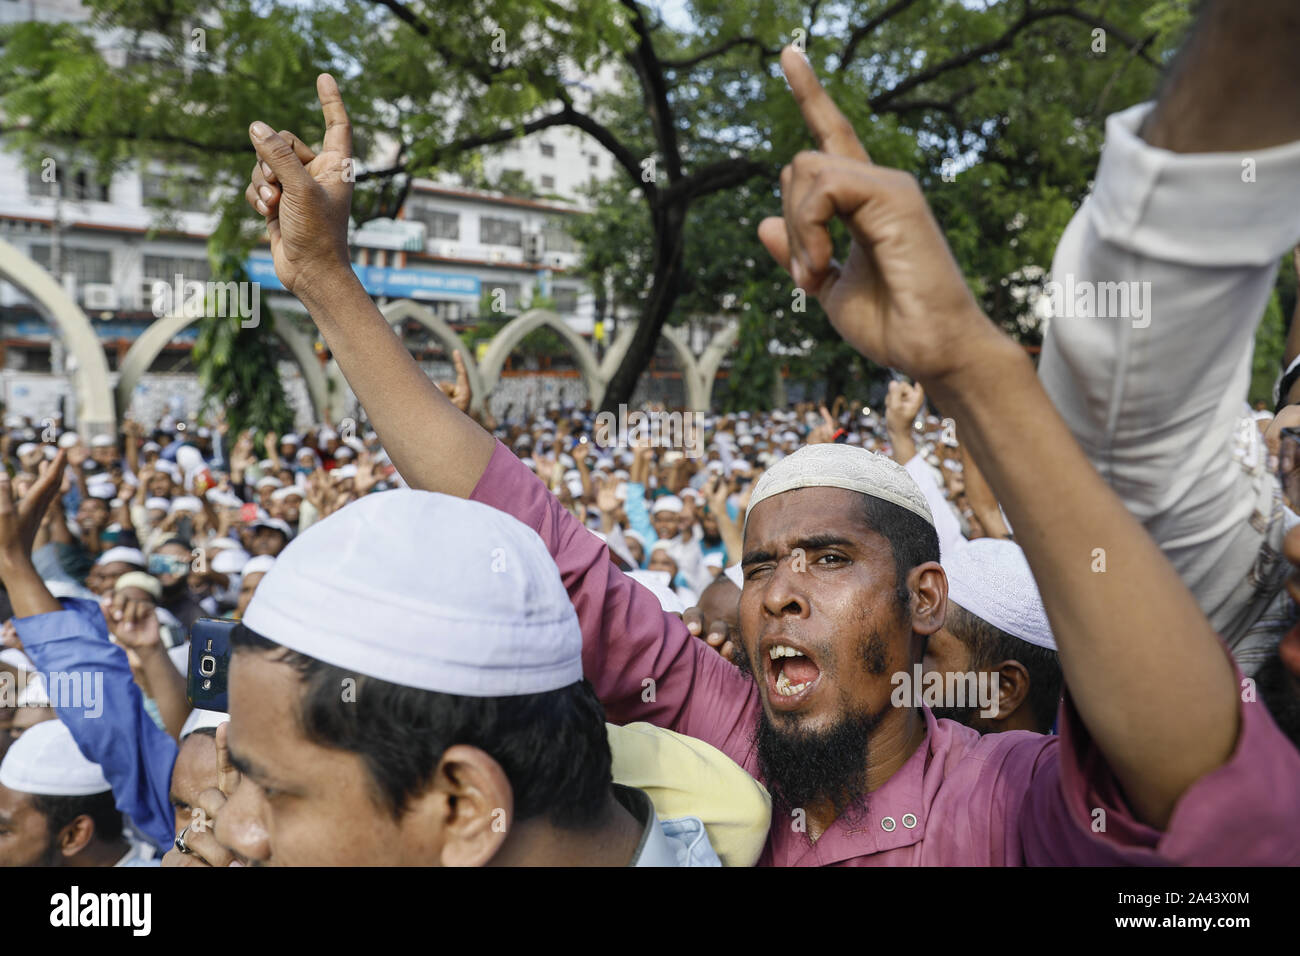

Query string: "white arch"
[[116, 309, 331, 423], [596, 320, 737, 412], [323, 299, 486, 421], [380, 299, 485, 413], [478, 309, 603, 405], [0, 239, 115, 437]]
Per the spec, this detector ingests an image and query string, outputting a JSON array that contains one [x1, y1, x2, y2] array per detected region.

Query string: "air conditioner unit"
[[546, 253, 566, 268], [522, 233, 544, 262], [440, 242, 459, 258], [489, 249, 507, 262], [83, 284, 119, 310]]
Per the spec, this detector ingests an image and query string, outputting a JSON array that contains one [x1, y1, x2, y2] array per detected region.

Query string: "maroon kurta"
[[473, 441, 1300, 865]]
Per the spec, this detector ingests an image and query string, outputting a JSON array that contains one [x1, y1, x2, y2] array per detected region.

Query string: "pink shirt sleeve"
[[1019, 663, 1300, 865], [471, 441, 762, 772]]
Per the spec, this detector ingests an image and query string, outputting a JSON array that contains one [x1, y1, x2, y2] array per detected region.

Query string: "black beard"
[[1255, 653, 1300, 749], [731, 642, 882, 821], [755, 705, 882, 825]]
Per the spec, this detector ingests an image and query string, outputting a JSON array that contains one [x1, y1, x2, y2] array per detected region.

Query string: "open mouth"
[[765, 642, 822, 708]]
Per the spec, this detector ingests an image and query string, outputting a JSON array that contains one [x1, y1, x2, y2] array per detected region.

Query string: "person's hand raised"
[[885, 380, 926, 434], [0, 451, 67, 566], [436, 350, 473, 414], [245, 74, 354, 296], [757, 48, 996, 385]]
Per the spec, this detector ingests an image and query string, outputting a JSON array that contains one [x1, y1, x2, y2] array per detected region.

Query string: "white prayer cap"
[[211, 548, 251, 575], [86, 482, 116, 501], [280, 433, 301, 446], [0, 648, 33, 672], [243, 490, 583, 697], [651, 495, 683, 515], [16, 442, 37, 457], [255, 476, 282, 490], [945, 539, 1055, 651], [624, 569, 685, 614], [333, 446, 355, 461], [0, 719, 111, 797], [171, 495, 203, 513], [96, 546, 146, 568], [746, 444, 933, 528], [208, 536, 243, 551], [175, 445, 205, 474], [318, 427, 339, 441], [624, 530, 646, 548], [241, 554, 276, 577], [180, 708, 229, 740], [331, 464, 358, 481], [90, 434, 115, 448], [142, 441, 161, 454], [115, 571, 163, 601], [251, 517, 293, 537], [270, 485, 303, 502], [57, 432, 80, 449], [154, 460, 180, 478]]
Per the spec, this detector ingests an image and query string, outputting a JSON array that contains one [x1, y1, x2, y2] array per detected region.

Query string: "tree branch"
[[660, 157, 771, 206], [619, 0, 683, 184], [661, 36, 780, 70], [840, 0, 925, 71], [868, 4, 1162, 113]]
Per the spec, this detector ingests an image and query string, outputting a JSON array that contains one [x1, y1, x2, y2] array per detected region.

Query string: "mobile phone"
[[187, 618, 236, 713]]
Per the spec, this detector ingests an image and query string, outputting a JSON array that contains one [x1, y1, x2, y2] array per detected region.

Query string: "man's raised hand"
[[757, 47, 998, 386], [246, 73, 354, 297]]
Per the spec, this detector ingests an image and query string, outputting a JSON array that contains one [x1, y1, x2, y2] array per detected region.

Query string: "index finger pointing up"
[[317, 73, 352, 159], [780, 46, 870, 163], [215, 720, 240, 798]]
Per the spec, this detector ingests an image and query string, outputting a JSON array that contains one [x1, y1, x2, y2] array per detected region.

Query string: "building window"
[[542, 217, 578, 254], [540, 175, 556, 191], [29, 245, 112, 285], [143, 254, 211, 283], [540, 143, 556, 158], [141, 170, 209, 212], [553, 287, 579, 314], [588, 154, 598, 168], [480, 216, 522, 247], [489, 282, 522, 310], [405, 205, 459, 241], [27, 162, 110, 202]]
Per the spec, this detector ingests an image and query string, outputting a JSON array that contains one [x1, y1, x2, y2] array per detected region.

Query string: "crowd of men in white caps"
[[2, 0, 1300, 868]]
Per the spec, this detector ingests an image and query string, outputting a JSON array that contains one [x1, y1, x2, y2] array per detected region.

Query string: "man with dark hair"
[[243, 45, 1300, 864], [0, 720, 155, 866], [183, 490, 720, 867], [925, 541, 1062, 735]]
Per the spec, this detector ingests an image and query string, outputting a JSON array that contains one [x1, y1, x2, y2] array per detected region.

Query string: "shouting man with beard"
[[242, 45, 1300, 862]]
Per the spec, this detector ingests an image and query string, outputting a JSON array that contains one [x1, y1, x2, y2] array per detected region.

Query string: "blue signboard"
[[245, 257, 480, 298]]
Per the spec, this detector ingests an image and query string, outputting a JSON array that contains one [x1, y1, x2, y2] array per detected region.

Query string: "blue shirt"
[[15, 598, 179, 851]]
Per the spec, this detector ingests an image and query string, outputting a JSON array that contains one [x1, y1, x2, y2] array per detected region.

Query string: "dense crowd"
[[1, 0, 1298, 869]]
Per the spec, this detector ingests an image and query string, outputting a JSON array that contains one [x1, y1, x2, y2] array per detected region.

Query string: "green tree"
[[0, 0, 1197, 416]]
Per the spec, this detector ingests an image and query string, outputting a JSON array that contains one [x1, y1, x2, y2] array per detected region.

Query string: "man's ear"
[[906, 561, 947, 637], [57, 813, 96, 860], [424, 745, 513, 868], [992, 660, 1031, 724]]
